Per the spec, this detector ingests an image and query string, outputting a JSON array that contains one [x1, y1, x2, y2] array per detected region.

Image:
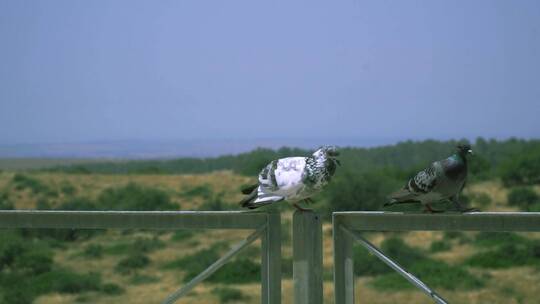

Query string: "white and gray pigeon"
[[385, 144, 478, 213], [239, 146, 340, 211]]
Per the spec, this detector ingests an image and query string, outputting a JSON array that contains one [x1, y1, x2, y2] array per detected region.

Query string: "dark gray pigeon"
[[385, 144, 478, 213], [239, 146, 340, 211]]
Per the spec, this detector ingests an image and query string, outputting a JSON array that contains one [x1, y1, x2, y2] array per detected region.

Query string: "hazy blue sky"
[[1, 0, 539, 145]]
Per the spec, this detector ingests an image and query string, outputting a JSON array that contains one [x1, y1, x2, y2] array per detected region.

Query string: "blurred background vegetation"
[[0, 138, 539, 303]]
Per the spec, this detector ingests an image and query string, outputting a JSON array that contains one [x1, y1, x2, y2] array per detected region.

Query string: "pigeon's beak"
[[468, 149, 473, 155]]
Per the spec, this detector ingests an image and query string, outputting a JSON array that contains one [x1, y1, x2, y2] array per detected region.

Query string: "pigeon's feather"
[[241, 184, 258, 195], [387, 153, 468, 207], [239, 147, 339, 209]]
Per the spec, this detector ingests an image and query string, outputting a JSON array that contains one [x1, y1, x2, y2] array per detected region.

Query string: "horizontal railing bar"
[[0, 210, 267, 230], [162, 224, 267, 304], [340, 225, 448, 304], [334, 211, 540, 232]]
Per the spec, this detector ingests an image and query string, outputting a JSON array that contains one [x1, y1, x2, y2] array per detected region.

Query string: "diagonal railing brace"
[[340, 225, 449, 304], [162, 224, 267, 304]]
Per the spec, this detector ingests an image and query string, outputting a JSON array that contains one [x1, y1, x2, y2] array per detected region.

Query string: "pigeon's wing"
[[239, 159, 283, 209], [410, 163, 440, 193], [389, 162, 440, 203], [258, 160, 279, 191]]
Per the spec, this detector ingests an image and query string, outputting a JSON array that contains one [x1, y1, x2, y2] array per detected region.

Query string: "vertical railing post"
[[333, 214, 354, 304], [293, 210, 323, 304], [261, 211, 282, 304]]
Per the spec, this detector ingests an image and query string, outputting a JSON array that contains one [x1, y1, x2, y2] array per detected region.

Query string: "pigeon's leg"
[[451, 196, 480, 213], [293, 202, 311, 212], [423, 203, 444, 213]]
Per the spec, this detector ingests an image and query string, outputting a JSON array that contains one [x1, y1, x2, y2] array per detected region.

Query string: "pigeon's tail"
[[239, 188, 284, 209], [239, 187, 258, 208], [384, 189, 418, 207], [241, 184, 259, 195]]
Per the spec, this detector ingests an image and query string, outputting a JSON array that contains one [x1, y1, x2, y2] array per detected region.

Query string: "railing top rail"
[[0, 210, 268, 230], [333, 211, 540, 232]]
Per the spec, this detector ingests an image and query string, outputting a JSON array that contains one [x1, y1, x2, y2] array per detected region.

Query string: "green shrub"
[[115, 253, 151, 275], [83, 244, 103, 259], [102, 242, 131, 255], [466, 239, 540, 269], [0, 232, 53, 275], [11, 174, 50, 194], [0, 232, 117, 303], [212, 287, 246, 303], [102, 237, 164, 256], [467, 192, 492, 207], [353, 237, 426, 276], [162, 243, 259, 283], [325, 170, 400, 213], [100, 283, 124, 295], [501, 147, 540, 186], [56, 197, 97, 211], [371, 260, 483, 291], [507, 187, 539, 211], [171, 230, 195, 242], [36, 198, 52, 210], [31, 270, 102, 294], [130, 274, 160, 285], [207, 258, 260, 283], [527, 203, 540, 212], [380, 237, 425, 267], [352, 245, 390, 276], [98, 183, 178, 211], [473, 232, 527, 248], [10, 174, 57, 198], [443, 231, 471, 244], [162, 247, 220, 280], [60, 182, 77, 196], [430, 240, 452, 253], [198, 193, 238, 211], [132, 237, 165, 253], [0, 193, 14, 210], [0, 280, 36, 304], [180, 184, 212, 199]]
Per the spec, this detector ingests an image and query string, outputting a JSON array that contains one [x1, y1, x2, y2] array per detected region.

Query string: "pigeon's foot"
[[423, 204, 444, 214], [293, 203, 311, 212]]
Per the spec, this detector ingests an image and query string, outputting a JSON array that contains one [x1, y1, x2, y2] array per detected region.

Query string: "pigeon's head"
[[313, 146, 341, 166], [456, 144, 473, 156]]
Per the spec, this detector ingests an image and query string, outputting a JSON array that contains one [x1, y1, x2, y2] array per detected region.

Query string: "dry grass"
[[1, 172, 539, 303]]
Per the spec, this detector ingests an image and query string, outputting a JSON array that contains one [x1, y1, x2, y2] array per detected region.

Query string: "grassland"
[[0, 158, 103, 171], [0, 169, 539, 304]]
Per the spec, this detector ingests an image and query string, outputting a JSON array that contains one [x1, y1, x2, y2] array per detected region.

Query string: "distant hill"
[[0, 138, 396, 159], [42, 138, 540, 181]]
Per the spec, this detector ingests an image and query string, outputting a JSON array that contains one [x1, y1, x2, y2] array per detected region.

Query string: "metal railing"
[[333, 211, 540, 304], [0, 210, 281, 304]]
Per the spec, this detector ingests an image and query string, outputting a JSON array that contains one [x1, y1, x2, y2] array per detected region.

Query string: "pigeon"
[[239, 146, 340, 211], [385, 144, 478, 213]]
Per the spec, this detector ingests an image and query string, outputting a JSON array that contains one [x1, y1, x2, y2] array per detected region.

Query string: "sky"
[[0, 0, 539, 147]]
